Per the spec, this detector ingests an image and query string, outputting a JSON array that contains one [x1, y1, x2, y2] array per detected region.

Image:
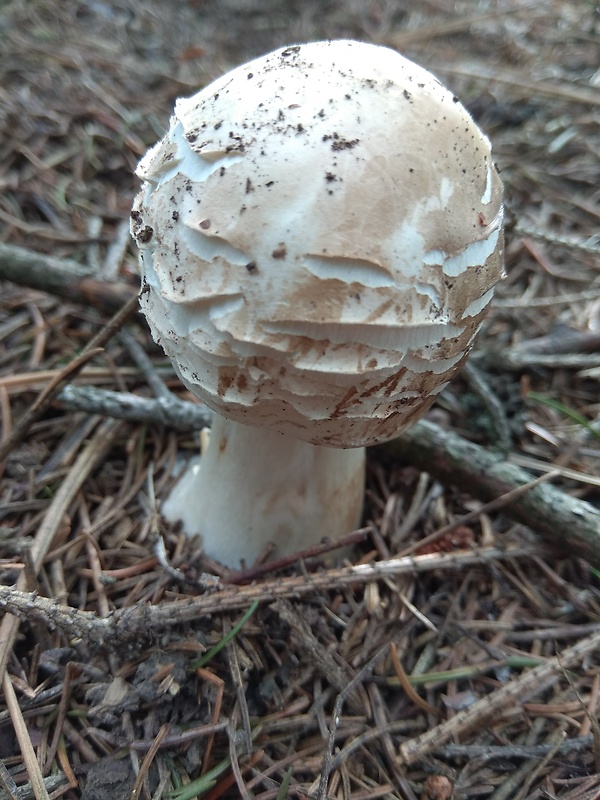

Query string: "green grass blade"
[[168, 756, 230, 799], [191, 599, 260, 669], [528, 392, 600, 440], [276, 768, 293, 800]]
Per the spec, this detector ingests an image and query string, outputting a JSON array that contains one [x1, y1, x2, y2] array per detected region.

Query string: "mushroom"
[[130, 40, 504, 568]]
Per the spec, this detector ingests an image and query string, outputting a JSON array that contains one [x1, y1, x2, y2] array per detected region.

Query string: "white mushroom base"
[[162, 414, 366, 568]]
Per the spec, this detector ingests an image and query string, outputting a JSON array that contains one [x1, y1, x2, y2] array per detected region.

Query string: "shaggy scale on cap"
[[131, 40, 504, 450]]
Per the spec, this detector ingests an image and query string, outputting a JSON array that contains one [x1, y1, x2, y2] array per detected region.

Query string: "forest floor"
[[0, 1, 599, 799]]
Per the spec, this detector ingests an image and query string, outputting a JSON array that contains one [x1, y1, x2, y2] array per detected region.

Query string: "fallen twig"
[[271, 599, 364, 715], [398, 627, 600, 765], [0, 347, 103, 464], [435, 62, 600, 107], [0, 242, 136, 312], [495, 352, 600, 371], [437, 734, 593, 761], [0, 545, 538, 649], [379, 420, 600, 567], [56, 384, 211, 431], [314, 645, 390, 800]]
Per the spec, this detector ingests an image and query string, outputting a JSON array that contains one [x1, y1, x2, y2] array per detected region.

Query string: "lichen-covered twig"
[[56, 384, 211, 432], [379, 420, 600, 567], [0, 545, 537, 649], [0, 242, 136, 312], [398, 627, 600, 765]]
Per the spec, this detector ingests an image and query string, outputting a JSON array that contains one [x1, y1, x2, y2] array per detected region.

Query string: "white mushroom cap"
[[132, 40, 504, 448]]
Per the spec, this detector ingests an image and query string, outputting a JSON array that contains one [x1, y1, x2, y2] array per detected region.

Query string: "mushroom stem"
[[162, 413, 366, 568]]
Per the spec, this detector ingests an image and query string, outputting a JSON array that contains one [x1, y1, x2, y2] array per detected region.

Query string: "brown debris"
[[0, 1, 599, 799]]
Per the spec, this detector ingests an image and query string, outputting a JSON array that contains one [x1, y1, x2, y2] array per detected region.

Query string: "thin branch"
[[315, 645, 390, 800], [462, 361, 511, 452], [397, 470, 560, 557], [0, 242, 135, 313], [0, 756, 20, 800], [434, 62, 600, 107], [0, 348, 103, 464], [379, 420, 600, 567], [387, 1, 542, 47], [0, 545, 538, 650], [514, 222, 600, 255], [497, 352, 600, 370], [437, 734, 593, 761], [56, 384, 211, 431], [119, 328, 171, 399], [398, 627, 600, 765]]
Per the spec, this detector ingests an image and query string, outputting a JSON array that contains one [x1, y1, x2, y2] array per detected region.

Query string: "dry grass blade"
[[389, 642, 439, 717], [3, 674, 51, 800], [129, 724, 169, 800]]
